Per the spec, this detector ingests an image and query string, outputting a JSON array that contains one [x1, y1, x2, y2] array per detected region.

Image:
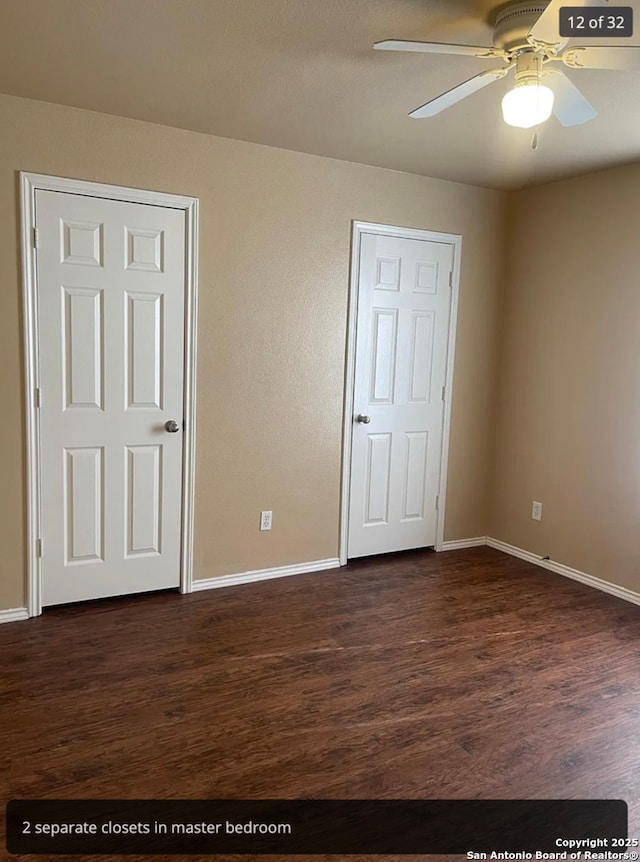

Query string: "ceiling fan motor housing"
[[493, 1, 550, 51]]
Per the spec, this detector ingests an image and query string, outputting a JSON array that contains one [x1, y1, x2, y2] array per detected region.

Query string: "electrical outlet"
[[260, 510, 272, 531], [531, 501, 543, 521]]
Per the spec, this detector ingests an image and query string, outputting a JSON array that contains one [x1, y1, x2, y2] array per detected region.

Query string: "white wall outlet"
[[531, 501, 543, 521], [260, 510, 272, 531]]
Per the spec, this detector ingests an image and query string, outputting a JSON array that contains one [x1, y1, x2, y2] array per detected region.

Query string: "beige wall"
[[491, 164, 640, 593], [0, 94, 506, 610]]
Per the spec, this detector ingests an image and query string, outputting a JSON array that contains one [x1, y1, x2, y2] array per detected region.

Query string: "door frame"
[[339, 221, 462, 565], [20, 172, 199, 616]]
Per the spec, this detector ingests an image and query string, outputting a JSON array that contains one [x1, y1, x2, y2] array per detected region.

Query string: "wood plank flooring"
[[2, 546, 640, 861]]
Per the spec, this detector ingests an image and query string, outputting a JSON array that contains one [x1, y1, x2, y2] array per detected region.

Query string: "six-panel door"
[[348, 232, 454, 558], [36, 190, 186, 605]]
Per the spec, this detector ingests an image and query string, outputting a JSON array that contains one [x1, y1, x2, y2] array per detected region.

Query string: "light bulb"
[[502, 80, 554, 129]]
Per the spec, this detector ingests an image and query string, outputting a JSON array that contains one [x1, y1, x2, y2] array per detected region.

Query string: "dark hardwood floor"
[[2, 546, 640, 861]]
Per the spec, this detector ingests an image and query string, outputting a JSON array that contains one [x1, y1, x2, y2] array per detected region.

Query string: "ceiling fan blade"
[[528, 0, 608, 49], [548, 69, 598, 126], [560, 46, 640, 70], [409, 68, 510, 119], [374, 40, 506, 60]]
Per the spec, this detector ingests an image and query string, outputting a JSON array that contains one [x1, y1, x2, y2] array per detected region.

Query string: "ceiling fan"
[[374, 0, 640, 128]]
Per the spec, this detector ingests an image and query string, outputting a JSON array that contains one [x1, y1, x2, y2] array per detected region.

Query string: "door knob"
[[165, 419, 181, 433], [356, 414, 371, 424]]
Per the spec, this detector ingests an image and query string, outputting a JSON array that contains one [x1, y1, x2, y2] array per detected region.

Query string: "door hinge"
[[441, 385, 446, 401], [435, 495, 439, 511], [36, 538, 42, 558], [448, 270, 453, 288], [34, 387, 41, 408], [33, 227, 39, 249]]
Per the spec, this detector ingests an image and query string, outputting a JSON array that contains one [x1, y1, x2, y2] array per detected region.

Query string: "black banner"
[[7, 799, 628, 855]]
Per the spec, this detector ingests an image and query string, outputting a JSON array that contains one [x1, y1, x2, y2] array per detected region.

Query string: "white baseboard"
[[5, 539, 637, 619], [440, 537, 488, 550], [0, 607, 29, 624], [438, 535, 640, 609], [486, 537, 640, 608], [192, 558, 341, 592]]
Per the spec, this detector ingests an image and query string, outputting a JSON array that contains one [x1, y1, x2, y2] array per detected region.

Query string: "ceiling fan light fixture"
[[502, 79, 554, 128]]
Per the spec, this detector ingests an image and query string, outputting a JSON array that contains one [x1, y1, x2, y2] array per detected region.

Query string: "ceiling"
[[1, 0, 640, 190]]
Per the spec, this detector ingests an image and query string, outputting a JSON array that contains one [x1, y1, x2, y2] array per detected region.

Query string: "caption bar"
[[6, 799, 627, 855]]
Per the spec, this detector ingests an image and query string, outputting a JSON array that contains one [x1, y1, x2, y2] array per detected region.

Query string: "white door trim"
[[20, 172, 199, 616], [339, 221, 462, 565]]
